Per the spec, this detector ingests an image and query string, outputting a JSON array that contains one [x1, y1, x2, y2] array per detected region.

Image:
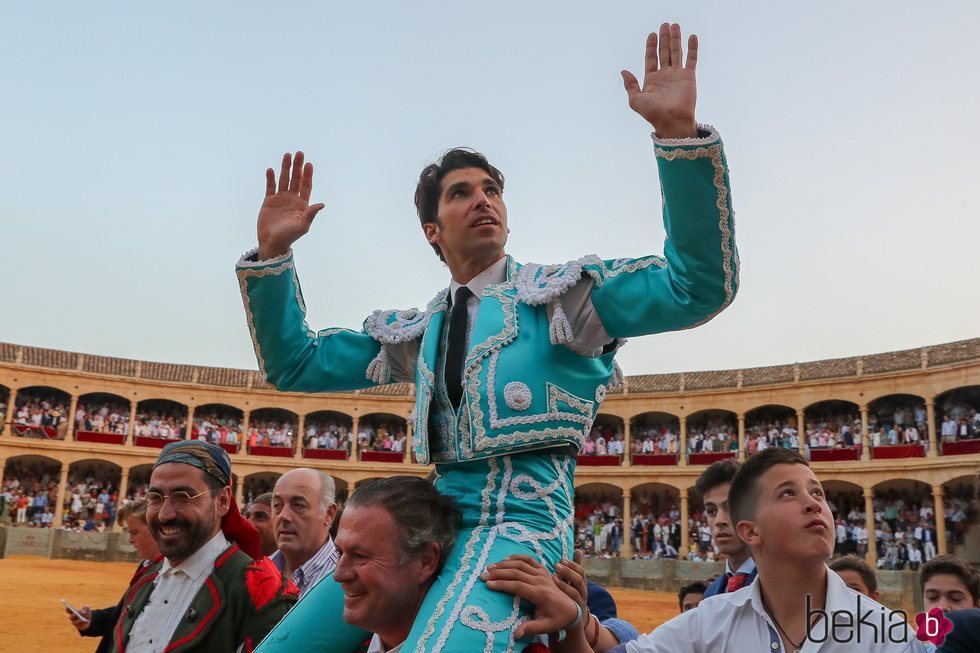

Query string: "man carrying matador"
[[237, 23, 738, 653]]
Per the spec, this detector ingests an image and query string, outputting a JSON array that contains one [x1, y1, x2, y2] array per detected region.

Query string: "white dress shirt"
[[127, 531, 230, 653], [626, 566, 924, 652], [367, 633, 404, 653]]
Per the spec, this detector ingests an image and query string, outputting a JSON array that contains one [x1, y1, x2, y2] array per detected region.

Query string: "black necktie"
[[445, 287, 473, 409]]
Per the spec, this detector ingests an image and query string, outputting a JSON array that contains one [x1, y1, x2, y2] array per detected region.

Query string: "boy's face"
[[738, 463, 834, 562], [923, 573, 977, 613]]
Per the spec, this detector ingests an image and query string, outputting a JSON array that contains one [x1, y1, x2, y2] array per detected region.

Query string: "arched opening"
[[0, 384, 9, 425], [303, 410, 353, 460], [744, 404, 799, 457], [584, 414, 625, 459], [134, 399, 188, 447], [193, 403, 244, 453], [822, 480, 866, 558], [64, 459, 122, 530], [935, 385, 980, 456], [804, 399, 860, 451], [630, 411, 680, 461], [75, 392, 131, 445], [867, 393, 928, 451], [574, 482, 624, 556], [243, 472, 282, 505], [11, 385, 71, 440], [686, 409, 738, 455], [247, 408, 298, 455], [358, 413, 408, 462], [126, 464, 155, 502], [942, 475, 977, 552], [628, 482, 683, 560], [2, 455, 61, 528], [871, 478, 935, 566]]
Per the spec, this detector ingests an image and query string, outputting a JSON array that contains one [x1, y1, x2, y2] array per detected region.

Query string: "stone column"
[[186, 405, 196, 441], [2, 387, 15, 437], [796, 409, 807, 457], [926, 401, 938, 458], [623, 419, 632, 467], [621, 490, 633, 558], [242, 411, 250, 454], [65, 395, 79, 442], [114, 468, 130, 532], [53, 465, 70, 529], [737, 413, 746, 461], [679, 417, 688, 467], [405, 421, 413, 463], [127, 402, 138, 446], [933, 485, 948, 556], [295, 414, 305, 459], [351, 417, 360, 461], [235, 480, 245, 508], [680, 488, 690, 557], [860, 404, 871, 461], [864, 489, 877, 568]]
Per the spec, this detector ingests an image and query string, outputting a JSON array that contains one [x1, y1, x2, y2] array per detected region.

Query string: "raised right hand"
[[257, 151, 326, 260]]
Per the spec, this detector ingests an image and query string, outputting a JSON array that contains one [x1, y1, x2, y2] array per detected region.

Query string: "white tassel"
[[549, 300, 574, 345], [607, 362, 625, 390], [366, 347, 391, 384]]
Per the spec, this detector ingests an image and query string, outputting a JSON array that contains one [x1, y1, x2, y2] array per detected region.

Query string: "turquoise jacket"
[[236, 126, 738, 465]]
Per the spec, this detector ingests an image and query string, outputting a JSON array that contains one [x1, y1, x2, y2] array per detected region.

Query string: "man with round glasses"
[[109, 440, 297, 653]]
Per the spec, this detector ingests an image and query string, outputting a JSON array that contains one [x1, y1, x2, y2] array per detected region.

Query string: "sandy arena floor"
[[0, 556, 676, 652]]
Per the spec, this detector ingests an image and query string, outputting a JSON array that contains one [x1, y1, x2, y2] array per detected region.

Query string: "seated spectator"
[[920, 554, 980, 613], [829, 555, 880, 601]]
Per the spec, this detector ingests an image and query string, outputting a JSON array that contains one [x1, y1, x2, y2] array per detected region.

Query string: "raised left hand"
[[621, 23, 698, 138], [482, 555, 580, 640]]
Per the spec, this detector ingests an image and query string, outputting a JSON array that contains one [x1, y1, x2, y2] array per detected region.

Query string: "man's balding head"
[[273, 468, 337, 568]]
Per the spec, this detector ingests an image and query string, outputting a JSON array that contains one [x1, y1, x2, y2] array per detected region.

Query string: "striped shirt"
[[270, 536, 339, 597]]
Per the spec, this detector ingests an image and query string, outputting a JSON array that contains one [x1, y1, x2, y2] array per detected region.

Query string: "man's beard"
[[152, 504, 219, 562]]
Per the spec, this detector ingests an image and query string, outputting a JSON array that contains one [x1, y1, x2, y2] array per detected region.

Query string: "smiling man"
[[110, 441, 296, 653], [242, 23, 739, 653], [270, 468, 339, 596], [333, 476, 460, 653]]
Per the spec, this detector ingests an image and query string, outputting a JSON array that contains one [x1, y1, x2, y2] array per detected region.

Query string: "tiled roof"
[[1, 337, 977, 397]]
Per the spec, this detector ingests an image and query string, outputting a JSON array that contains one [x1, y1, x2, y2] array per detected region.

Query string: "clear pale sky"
[[2, 1, 977, 376]]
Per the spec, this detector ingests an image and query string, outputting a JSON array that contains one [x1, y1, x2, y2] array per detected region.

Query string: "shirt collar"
[[722, 564, 846, 615], [725, 556, 756, 576], [269, 537, 337, 583], [160, 531, 229, 582], [449, 256, 508, 302]]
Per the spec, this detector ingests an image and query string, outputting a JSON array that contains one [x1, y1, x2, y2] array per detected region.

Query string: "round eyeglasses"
[[146, 489, 210, 510]]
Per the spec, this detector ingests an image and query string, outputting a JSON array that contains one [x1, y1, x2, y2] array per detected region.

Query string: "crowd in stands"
[[191, 411, 243, 446], [686, 420, 738, 454], [75, 399, 130, 435], [62, 472, 120, 531], [11, 395, 69, 437], [247, 419, 296, 450], [941, 400, 980, 441], [631, 424, 679, 455], [1, 465, 58, 528], [581, 424, 626, 455], [133, 408, 186, 440], [303, 419, 353, 451], [358, 422, 407, 453], [745, 419, 799, 453]]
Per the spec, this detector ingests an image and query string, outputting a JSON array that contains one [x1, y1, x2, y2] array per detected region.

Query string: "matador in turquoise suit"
[[239, 24, 737, 653]]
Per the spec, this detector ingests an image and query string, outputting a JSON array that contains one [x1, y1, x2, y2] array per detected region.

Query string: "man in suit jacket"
[[695, 459, 757, 598], [939, 608, 980, 652], [242, 23, 737, 653], [110, 441, 296, 653]]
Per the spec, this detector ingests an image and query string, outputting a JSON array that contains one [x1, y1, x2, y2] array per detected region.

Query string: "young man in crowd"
[[244, 492, 278, 557], [66, 500, 161, 653], [269, 468, 340, 596], [829, 555, 880, 602], [679, 581, 708, 613], [487, 448, 924, 652], [694, 459, 756, 597], [920, 554, 980, 613], [111, 441, 296, 653]]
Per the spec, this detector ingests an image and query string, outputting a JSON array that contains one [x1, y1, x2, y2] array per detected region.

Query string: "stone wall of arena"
[[1, 337, 978, 569]]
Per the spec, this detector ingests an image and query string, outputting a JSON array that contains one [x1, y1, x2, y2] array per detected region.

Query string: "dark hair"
[[414, 148, 504, 262], [830, 555, 878, 594], [920, 554, 980, 601], [678, 581, 708, 610], [201, 469, 226, 497], [347, 476, 461, 574], [728, 448, 809, 529], [694, 458, 741, 497]]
